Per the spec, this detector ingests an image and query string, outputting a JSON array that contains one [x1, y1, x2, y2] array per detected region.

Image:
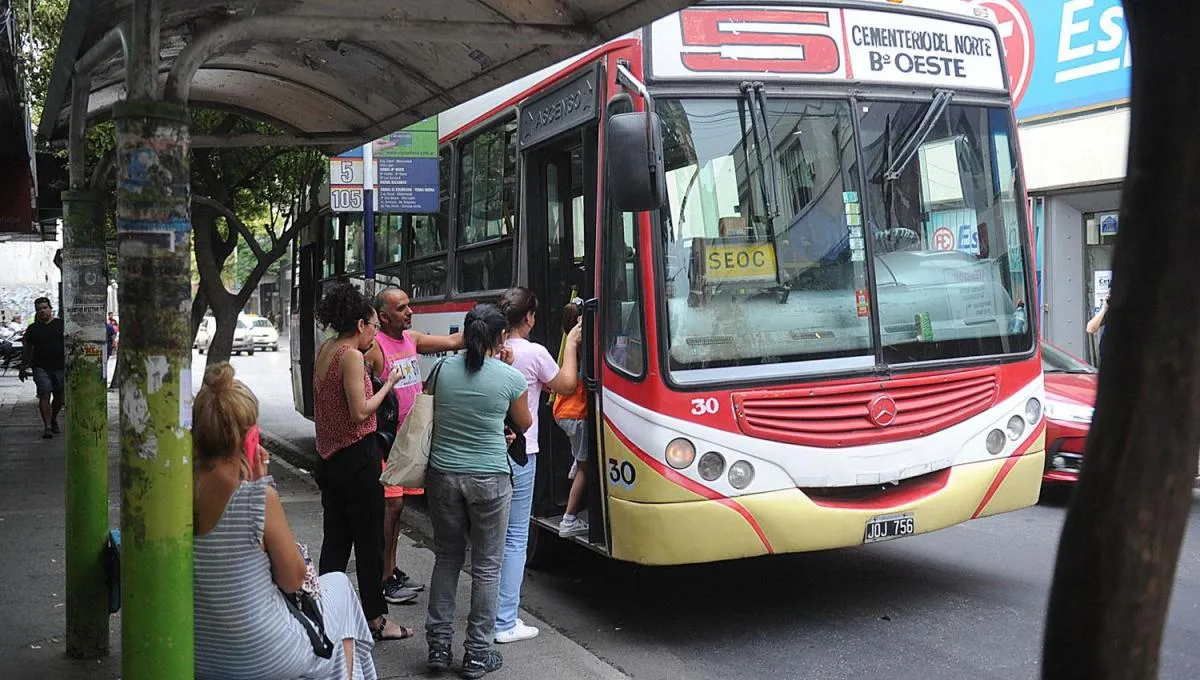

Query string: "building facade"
[[980, 0, 1130, 364]]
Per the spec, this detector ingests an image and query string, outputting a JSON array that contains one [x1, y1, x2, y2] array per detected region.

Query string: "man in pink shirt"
[[367, 287, 463, 605]]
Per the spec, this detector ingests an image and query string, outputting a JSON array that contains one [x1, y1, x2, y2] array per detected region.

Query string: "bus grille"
[[731, 368, 1000, 447]]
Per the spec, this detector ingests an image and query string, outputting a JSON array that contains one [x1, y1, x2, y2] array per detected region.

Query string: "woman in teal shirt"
[[424, 303, 532, 679]]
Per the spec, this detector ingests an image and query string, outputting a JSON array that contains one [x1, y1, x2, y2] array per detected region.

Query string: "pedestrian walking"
[[192, 362, 378, 680], [19, 297, 65, 439], [424, 303, 531, 678], [366, 287, 464, 606], [493, 287, 581, 644], [312, 281, 414, 642]]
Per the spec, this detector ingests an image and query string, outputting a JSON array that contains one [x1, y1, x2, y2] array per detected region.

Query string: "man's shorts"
[[380, 458, 424, 499], [32, 368, 65, 397], [557, 418, 588, 462]]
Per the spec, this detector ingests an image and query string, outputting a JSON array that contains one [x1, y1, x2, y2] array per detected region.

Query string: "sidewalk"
[[0, 376, 627, 680], [0, 376, 121, 678]]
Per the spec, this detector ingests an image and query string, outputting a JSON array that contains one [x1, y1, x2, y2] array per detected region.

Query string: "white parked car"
[[196, 316, 255, 355], [247, 317, 280, 351]]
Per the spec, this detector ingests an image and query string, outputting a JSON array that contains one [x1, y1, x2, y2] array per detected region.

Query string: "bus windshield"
[[859, 100, 1033, 363], [656, 96, 1033, 378]]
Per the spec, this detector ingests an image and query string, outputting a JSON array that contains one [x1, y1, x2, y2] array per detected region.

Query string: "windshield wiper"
[[737, 82, 788, 301], [884, 89, 955, 181], [739, 81, 781, 219]]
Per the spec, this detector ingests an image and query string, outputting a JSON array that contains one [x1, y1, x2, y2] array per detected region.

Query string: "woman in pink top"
[[312, 281, 412, 642], [494, 287, 581, 644]]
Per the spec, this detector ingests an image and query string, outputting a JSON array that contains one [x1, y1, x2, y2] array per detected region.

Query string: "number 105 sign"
[[329, 158, 378, 213]]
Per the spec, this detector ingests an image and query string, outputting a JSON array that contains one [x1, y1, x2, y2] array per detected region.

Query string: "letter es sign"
[[676, 9, 842, 75]]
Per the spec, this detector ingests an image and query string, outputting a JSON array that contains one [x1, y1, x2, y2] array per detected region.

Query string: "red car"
[[1041, 342, 1098, 484]]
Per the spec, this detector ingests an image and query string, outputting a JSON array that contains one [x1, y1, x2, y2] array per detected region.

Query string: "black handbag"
[[505, 414, 528, 466], [280, 590, 334, 659], [371, 371, 400, 460]]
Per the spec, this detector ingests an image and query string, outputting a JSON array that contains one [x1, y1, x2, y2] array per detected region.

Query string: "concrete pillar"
[[112, 99, 194, 680], [61, 189, 111, 658]]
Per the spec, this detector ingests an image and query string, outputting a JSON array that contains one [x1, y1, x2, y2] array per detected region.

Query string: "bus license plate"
[[863, 513, 915, 544]]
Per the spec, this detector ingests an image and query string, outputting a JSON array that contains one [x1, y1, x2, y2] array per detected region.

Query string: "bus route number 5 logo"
[[679, 9, 842, 74]]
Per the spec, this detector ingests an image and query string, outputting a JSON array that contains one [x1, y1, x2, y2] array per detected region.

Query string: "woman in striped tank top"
[[192, 362, 377, 679]]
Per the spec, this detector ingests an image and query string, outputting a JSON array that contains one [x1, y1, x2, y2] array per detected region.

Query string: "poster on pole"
[[329, 117, 439, 213]]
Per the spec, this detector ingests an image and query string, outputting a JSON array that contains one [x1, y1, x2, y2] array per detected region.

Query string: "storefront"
[[979, 0, 1130, 364]]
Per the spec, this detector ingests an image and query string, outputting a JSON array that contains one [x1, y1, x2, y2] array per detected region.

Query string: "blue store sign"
[[976, 0, 1131, 120]]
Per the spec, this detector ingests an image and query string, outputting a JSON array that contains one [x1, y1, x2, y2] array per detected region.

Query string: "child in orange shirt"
[[554, 300, 589, 537]]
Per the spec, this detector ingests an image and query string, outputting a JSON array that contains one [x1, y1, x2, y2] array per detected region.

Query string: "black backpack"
[[371, 372, 400, 460]]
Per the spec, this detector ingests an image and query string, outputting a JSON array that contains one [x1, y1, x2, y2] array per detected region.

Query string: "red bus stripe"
[[439, 38, 641, 143], [840, 9, 854, 80], [971, 420, 1046, 519], [605, 417, 775, 554]]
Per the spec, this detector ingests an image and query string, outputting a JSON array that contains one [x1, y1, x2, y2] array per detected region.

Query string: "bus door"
[[521, 134, 607, 558]]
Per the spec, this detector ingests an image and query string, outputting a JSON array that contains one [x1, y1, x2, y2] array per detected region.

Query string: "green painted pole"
[[113, 99, 193, 680], [62, 190, 111, 658]]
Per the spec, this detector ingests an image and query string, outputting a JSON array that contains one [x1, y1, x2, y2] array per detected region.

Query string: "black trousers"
[[315, 436, 387, 620]]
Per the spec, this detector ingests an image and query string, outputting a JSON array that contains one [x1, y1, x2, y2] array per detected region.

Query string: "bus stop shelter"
[[36, 1, 692, 676]]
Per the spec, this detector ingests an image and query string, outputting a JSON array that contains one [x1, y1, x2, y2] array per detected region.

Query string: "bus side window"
[[456, 117, 518, 294], [605, 209, 644, 376]]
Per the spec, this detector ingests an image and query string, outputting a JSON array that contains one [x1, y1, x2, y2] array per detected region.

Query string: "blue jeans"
[[495, 454, 535, 633], [425, 470, 513, 654]]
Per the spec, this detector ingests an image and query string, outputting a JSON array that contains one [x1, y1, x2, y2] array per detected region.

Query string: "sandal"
[[371, 617, 415, 641]]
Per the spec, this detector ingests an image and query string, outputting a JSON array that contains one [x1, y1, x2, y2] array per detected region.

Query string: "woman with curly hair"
[[193, 362, 377, 679], [312, 281, 412, 641]]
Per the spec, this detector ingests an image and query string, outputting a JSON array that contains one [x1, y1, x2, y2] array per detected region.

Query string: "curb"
[[259, 429, 317, 472]]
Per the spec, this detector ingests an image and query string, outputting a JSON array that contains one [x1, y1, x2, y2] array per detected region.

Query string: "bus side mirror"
[[607, 112, 665, 212]]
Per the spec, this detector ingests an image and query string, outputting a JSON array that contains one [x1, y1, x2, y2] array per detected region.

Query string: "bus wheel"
[[525, 520, 563, 570]]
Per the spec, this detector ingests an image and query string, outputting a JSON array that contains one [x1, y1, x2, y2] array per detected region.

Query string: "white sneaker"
[[495, 619, 540, 644], [559, 516, 588, 538]]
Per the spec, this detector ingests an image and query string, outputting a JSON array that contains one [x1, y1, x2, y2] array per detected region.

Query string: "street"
[[220, 346, 1200, 679]]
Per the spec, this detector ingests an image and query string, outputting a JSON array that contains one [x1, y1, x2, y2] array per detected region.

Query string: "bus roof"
[[435, 0, 1004, 142]]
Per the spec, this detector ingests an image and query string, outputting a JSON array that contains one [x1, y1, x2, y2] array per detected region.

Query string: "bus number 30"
[[608, 459, 636, 487], [691, 397, 720, 415]]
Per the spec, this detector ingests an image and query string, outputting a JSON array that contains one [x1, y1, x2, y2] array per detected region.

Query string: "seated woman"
[[193, 362, 378, 680]]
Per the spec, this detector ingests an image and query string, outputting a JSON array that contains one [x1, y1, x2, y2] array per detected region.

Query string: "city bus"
[[290, 0, 1045, 566]]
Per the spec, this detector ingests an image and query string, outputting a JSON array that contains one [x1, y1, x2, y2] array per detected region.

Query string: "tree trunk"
[[204, 297, 241, 364], [190, 285, 209, 346], [1042, 2, 1200, 678]]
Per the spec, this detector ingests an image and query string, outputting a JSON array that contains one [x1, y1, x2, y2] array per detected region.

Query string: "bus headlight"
[[665, 438, 696, 469], [698, 452, 725, 481], [1006, 415, 1025, 440], [1025, 398, 1043, 424], [986, 429, 1006, 455], [728, 461, 755, 490]]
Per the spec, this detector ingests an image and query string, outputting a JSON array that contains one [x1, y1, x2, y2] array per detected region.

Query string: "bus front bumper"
[[607, 449, 1045, 566]]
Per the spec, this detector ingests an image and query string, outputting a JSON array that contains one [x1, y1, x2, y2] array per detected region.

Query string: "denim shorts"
[[556, 418, 588, 462], [32, 368, 65, 396]]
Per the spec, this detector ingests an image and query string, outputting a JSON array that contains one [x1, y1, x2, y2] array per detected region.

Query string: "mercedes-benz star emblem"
[[867, 394, 898, 428]]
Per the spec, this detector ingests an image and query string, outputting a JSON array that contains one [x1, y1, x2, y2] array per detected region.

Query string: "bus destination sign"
[[649, 6, 1005, 93]]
